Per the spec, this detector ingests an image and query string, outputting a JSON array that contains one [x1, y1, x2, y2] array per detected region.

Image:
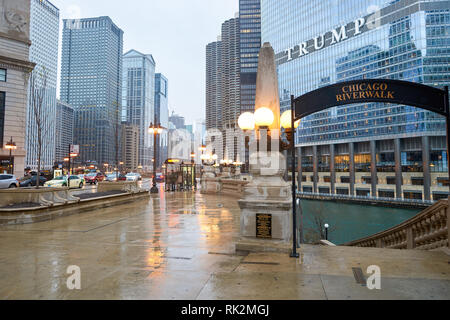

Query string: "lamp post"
[[149, 122, 165, 193], [324, 223, 329, 241], [5, 137, 17, 174], [238, 112, 255, 173]]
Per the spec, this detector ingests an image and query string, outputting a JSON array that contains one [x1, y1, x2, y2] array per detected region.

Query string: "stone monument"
[[236, 43, 293, 253]]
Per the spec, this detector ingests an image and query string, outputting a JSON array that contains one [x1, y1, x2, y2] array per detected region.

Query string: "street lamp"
[[149, 122, 166, 193], [324, 223, 329, 240], [5, 137, 17, 174]]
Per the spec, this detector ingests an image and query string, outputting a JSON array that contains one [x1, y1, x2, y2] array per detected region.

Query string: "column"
[[370, 140, 377, 197], [394, 138, 402, 199], [349, 142, 355, 196], [313, 145, 318, 193], [297, 147, 302, 191], [330, 144, 336, 195], [422, 136, 431, 201]]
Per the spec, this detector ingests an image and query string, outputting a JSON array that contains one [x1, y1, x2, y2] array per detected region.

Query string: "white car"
[[44, 175, 84, 189], [125, 172, 141, 181], [0, 174, 19, 189]]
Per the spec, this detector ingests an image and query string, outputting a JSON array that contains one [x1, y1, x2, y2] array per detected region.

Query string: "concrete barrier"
[[98, 181, 140, 193], [0, 187, 79, 208], [200, 177, 249, 196]]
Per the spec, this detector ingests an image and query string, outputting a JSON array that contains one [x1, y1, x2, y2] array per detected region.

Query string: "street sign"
[[70, 144, 79, 156]]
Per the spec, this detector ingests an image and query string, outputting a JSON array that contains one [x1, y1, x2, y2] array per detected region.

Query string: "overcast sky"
[[51, 0, 239, 125]]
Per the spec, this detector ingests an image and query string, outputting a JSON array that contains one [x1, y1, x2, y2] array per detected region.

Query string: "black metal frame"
[[289, 80, 449, 258]]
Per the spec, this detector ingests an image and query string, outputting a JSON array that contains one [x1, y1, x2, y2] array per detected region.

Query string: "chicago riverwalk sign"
[[292, 79, 449, 119]]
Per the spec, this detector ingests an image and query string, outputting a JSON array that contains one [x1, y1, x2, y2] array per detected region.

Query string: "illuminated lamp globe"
[[280, 110, 301, 129], [212, 154, 218, 160], [238, 112, 255, 130], [254, 107, 274, 127]]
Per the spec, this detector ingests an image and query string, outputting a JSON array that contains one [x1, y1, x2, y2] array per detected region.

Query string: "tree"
[[28, 66, 52, 189], [303, 202, 337, 244]]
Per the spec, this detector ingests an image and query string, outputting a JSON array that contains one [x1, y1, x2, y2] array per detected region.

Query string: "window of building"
[[404, 191, 423, 200], [411, 177, 424, 186], [437, 177, 450, 187], [340, 176, 350, 183], [336, 187, 349, 195], [433, 192, 449, 201], [0, 69, 6, 82], [356, 189, 370, 197], [319, 187, 330, 194], [386, 176, 396, 185], [0, 92, 5, 147], [361, 176, 371, 184], [379, 190, 395, 198], [301, 175, 307, 182], [323, 176, 331, 183], [303, 186, 313, 193]]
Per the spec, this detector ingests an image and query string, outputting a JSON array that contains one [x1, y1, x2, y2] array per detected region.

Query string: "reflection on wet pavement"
[[0, 191, 449, 300]]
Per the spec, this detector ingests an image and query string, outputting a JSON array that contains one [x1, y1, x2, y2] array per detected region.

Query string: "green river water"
[[299, 200, 422, 245]]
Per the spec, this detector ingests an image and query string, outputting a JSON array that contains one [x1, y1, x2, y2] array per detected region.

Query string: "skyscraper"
[[122, 50, 155, 171], [155, 73, 169, 166], [220, 16, 241, 131], [239, 0, 261, 114], [262, 0, 450, 201], [206, 39, 222, 130], [60, 16, 123, 167], [26, 0, 59, 170], [55, 100, 74, 163]]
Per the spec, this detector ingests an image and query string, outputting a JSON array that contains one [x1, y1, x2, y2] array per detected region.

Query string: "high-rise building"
[[169, 112, 185, 130], [60, 16, 123, 167], [220, 16, 241, 131], [0, 0, 35, 176], [206, 39, 222, 130], [121, 122, 139, 172], [155, 73, 169, 166], [26, 0, 59, 170], [55, 100, 74, 163], [262, 0, 450, 201], [122, 50, 155, 171], [239, 0, 261, 114]]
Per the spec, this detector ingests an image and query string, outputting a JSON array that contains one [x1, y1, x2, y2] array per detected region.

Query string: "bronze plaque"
[[256, 214, 272, 239]]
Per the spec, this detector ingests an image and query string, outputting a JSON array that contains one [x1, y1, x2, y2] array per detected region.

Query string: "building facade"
[[55, 100, 74, 163], [155, 73, 169, 167], [206, 39, 222, 130], [0, 0, 35, 176], [262, 0, 450, 201], [25, 0, 59, 171], [60, 16, 123, 167], [121, 122, 139, 172], [122, 50, 155, 171], [239, 0, 261, 114]]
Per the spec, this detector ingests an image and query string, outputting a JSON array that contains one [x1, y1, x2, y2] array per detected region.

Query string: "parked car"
[[106, 173, 127, 182], [84, 172, 105, 185], [19, 175, 47, 187], [0, 174, 19, 189], [125, 172, 141, 181], [155, 173, 165, 183], [44, 175, 84, 189]]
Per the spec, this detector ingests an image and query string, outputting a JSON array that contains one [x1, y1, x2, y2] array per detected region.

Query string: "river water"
[[299, 199, 421, 245]]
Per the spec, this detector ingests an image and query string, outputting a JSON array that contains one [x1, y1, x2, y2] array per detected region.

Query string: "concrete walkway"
[[0, 191, 448, 299]]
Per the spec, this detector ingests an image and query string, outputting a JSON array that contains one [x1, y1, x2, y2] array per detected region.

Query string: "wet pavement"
[[0, 191, 449, 300]]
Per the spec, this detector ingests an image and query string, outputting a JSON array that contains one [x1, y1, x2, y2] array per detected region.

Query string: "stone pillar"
[[330, 144, 336, 195], [349, 142, 355, 196], [394, 138, 402, 199], [370, 140, 377, 197], [313, 145, 318, 193], [297, 147, 302, 191], [422, 136, 431, 201]]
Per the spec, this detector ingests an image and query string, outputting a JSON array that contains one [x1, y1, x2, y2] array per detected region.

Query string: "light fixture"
[[280, 110, 300, 129], [254, 107, 274, 127], [212, 154, 218, 160], [238, 112, 256, 130]]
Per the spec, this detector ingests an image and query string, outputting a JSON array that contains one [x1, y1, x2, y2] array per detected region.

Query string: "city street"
[[0, 191, 449, 300]]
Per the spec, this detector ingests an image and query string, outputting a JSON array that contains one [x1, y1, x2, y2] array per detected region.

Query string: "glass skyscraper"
[[239, 0, 261, 113], [155, 73, 169, 167], [262, 0, 450, 201], [122, 50, 155, 171], [60, 16, 123, 167], [26, 0, 59, 170]]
